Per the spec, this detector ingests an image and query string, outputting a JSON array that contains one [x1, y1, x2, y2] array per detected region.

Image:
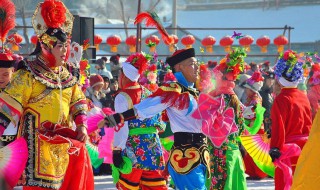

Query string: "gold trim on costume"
[[169, 144, 210, 176], [119, 92, 134, 109], [0, 135, 16, 142], [28, 88, 53, 104], [160, 83, 182, 93], [27, 59, 78, 89], [18, 109, 69, 189], [0, 93, 23, 114], [169, 147, 200, 174], [40, 33, 57, 49]]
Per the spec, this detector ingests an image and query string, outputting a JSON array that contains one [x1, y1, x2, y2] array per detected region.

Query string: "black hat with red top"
[[166, 48, 195, 72]]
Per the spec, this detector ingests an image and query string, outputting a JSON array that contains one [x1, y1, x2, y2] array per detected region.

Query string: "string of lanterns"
[[19, 33, 289, 54]]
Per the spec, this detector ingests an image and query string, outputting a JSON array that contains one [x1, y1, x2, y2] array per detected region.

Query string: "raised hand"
[[76, 126, 88, 142], [68, 42, 83, 67]]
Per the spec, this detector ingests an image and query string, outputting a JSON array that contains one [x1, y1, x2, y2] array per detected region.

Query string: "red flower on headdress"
[[41, 0, 66, 29], [247, 71, 264, 85], [217, 58, 242, 81], [251, 71, 264, 82], [232, 63, 242, 78], [283, 49, 297, 61], [126, 53, 149, 74]]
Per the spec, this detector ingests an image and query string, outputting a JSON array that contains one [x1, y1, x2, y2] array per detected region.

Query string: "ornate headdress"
[[243, 71, 264, 93], [31, 0, 73, 49], [274, 50, 303, 87], [216, 47, 247, 81], [122, 52, 152, 82]]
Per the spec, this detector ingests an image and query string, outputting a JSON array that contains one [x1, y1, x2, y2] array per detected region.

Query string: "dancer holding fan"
[[193, 48, 248, 190], [242, 71, 268, 179], [99, 48, 211, 189], [0, 49, 19, 146], [269, 50, 312, 190], [97, 12, 210, 189], [0, 1, 29, 190]]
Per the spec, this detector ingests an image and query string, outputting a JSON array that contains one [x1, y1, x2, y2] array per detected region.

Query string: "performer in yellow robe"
[[0, 61, 88, 189], [291, 111, 320, 190]]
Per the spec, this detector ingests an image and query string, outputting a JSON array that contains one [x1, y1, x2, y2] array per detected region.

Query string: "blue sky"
[[177, 5, 320, 43]]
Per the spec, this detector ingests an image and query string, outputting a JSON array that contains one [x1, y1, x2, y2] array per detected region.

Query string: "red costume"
[[270, 88, 312, 190]]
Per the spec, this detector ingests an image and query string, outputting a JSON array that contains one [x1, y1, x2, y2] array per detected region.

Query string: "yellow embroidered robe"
[[0, 60, 87, 189]]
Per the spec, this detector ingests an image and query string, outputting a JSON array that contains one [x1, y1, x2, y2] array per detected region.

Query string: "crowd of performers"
[[1, 0, 320, 190]]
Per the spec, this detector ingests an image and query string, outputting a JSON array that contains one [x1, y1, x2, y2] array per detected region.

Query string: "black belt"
[[174, 132, 207, 146]]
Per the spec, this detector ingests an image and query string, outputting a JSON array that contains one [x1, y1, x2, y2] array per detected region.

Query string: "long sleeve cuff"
[[122, 108, 137, 121]]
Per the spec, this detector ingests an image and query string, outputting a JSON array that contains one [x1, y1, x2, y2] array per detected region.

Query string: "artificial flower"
[[41, 0, 66, 28], [274, 50, 303, 82], [147, 72, 157, 83], [126, 52, 151, 74], [216, 47, 246, 81]]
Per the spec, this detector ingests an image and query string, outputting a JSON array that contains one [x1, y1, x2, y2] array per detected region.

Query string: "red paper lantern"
[[125, 35, 137, 53], [30, 34, 38, 45], [106, 35, 121, 52], [201, 36, 216, 53], [273, 35, 288, 53], [164, 34, 178, 52], [8, 33, 23, 51], [239, 35, 254, 52], [94, 35, 103, 50], [145, 35, 160, 52], [219, 35, 234, 52], [181, 35, 195, 49], [256, 35, 271, 53]]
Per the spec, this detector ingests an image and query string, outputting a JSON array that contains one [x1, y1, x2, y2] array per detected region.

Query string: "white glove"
[[68, 42, 83, 68], [243, 106, 255, 120]]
